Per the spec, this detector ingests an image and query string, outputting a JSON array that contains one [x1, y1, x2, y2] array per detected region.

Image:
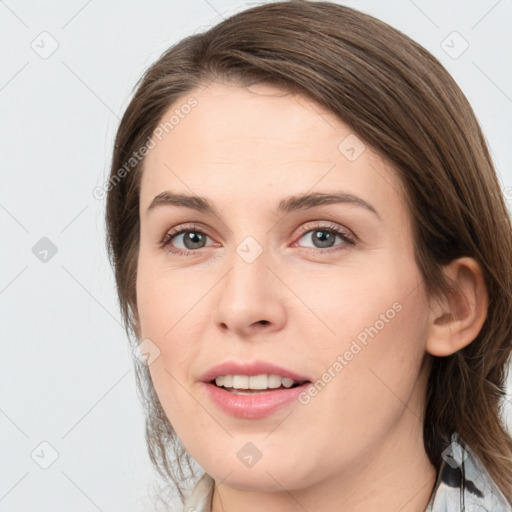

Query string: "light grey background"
[[1, 0, 511, 511]]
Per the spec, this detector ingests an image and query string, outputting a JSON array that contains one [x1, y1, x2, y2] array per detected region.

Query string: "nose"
[[212, 243, 287, 339]]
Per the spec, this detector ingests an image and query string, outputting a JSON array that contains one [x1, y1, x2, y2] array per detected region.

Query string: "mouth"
[[199, 360, 312, 418], [203, 374, 312, 419]]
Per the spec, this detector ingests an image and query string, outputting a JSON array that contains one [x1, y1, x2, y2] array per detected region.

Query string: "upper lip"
[[200, 360, 311, 383]]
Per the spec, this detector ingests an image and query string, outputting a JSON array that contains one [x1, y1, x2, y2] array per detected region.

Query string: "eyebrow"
[[147, 190, 380, 219]]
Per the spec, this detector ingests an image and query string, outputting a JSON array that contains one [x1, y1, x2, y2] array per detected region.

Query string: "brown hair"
[[105, 0, 512, 504]]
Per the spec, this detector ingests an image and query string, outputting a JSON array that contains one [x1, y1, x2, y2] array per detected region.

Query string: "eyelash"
[[160, 222, 356, 256]]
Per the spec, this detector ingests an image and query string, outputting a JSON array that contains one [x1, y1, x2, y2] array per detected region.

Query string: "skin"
[[135, 81, 488, 512]]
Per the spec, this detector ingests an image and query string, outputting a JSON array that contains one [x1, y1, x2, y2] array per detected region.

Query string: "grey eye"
[[176, 231, 208, 250], [298, 229, 344, 249]]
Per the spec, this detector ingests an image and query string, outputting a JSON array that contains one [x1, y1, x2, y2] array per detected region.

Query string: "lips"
[[199, 360, 312, 419]]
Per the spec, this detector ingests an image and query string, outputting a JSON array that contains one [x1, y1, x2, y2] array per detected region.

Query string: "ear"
[[426, 257, 488, 357]]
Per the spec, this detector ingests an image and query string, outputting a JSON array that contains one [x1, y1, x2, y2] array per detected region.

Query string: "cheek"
[[135, 261, 202, 391], [300, 258, 430, 424], [317, 278, 429, 426], [136, 259, 199, 342], [136, 266, 210, 447], [288, 257, 427, 356]]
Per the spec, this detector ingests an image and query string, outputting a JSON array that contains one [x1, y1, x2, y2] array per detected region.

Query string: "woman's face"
[[136, 81, 432, 492]]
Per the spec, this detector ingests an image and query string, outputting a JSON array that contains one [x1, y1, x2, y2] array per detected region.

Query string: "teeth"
[[232, 375, 249, 389], [281, 377, 295, 388], [268, 375, 282, 388], [249, 375, 268, 390], [214, 374, 300, 390]]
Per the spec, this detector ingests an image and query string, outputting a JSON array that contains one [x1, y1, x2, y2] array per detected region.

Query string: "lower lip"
[[202, 382, 311, 419]]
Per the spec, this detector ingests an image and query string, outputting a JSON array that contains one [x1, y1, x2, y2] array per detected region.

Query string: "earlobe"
[[425, 257, 488, 357]]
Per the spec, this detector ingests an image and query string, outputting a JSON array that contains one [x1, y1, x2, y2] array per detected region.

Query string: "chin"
[[203, 456, 314, 492]]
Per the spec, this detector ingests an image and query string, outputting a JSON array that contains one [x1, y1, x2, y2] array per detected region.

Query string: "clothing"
[[182, 432, 511, 511], [424, 432, 511, 511]]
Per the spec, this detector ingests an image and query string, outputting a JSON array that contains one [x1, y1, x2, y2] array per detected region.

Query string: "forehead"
[[139, 81, 405, 218], [147, 82, 344, 163]]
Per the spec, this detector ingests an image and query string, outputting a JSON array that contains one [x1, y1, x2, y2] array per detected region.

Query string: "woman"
[[105, 1, 512, 510]]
